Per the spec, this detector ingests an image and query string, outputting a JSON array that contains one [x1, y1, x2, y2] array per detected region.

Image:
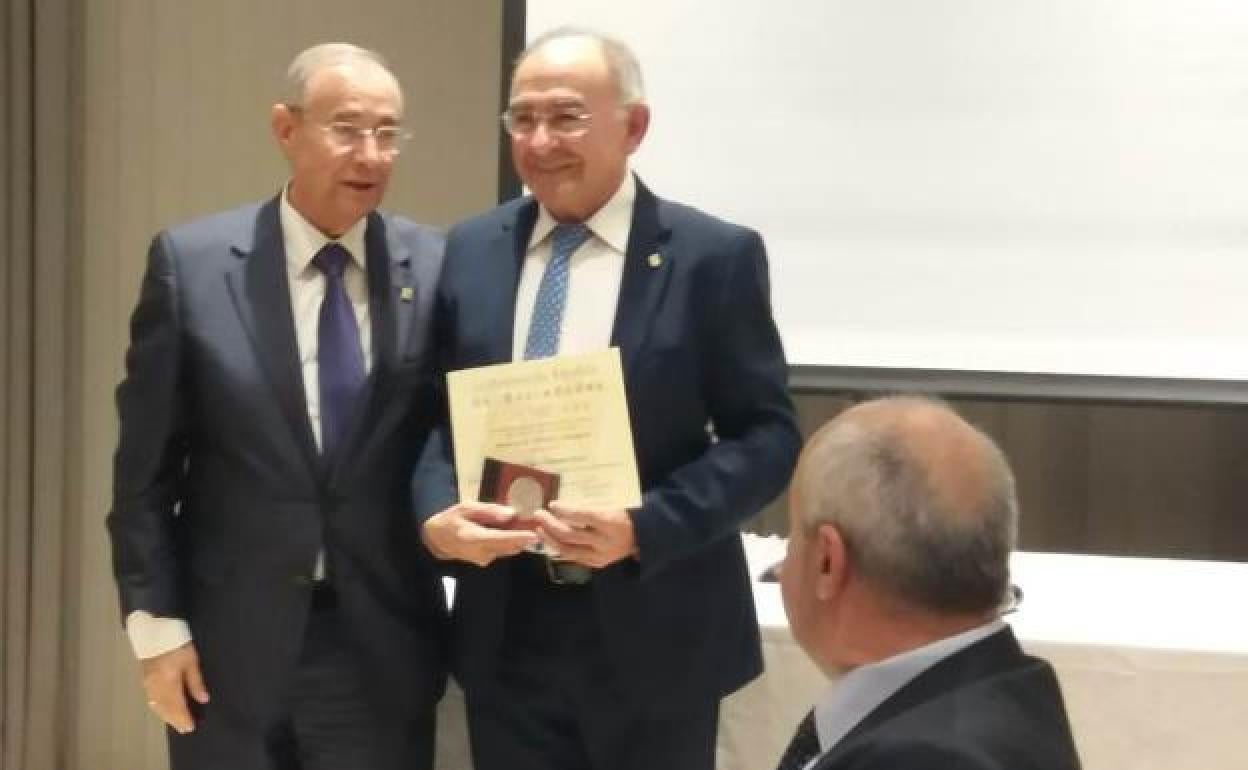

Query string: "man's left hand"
[[534, 502, 638, 568]]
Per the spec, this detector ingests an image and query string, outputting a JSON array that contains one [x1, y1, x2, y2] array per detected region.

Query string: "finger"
[[159, 685, 195, 734], [547, 503, 603, 527], [184, 660, 211, 704], [459, 503, 519, 527], [537, 521, 599, 549], [532, 510, 581, 540], [467, 528, 539, 558]]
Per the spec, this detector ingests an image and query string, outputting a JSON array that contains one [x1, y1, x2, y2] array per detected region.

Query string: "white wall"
[[529, 0, 1248, 379]]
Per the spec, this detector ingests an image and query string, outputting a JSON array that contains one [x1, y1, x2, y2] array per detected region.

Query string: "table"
[[435, 537, 1248, 769]]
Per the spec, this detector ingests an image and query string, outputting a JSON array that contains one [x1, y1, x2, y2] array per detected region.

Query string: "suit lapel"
[[492, 199, 540, 363], [384, 220, 417, 364], [225, 197, 322, 474], [610, 178, 673, 378]]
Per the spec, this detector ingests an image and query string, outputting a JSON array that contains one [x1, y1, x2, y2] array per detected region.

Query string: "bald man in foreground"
[[777, 397, 1082, 770]]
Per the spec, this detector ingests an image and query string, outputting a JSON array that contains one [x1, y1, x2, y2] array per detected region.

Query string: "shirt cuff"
[[125, 611, 192, 659]]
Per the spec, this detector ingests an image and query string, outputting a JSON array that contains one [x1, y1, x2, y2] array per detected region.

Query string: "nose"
[[352, 132, 386, 165], [527, 121, 557, 152]]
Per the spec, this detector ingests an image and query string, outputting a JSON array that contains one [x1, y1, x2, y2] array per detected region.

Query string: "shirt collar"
[[813, 619, 1007, 755], [528, 171, 636, 255], [279, 185, 368, 275]]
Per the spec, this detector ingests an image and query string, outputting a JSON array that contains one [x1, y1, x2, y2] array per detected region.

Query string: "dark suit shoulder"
[[651, 195, 767, 279], [446, 196, 532, 241], [831, 656, 1080, 770], [142, 202, 273, 293], [376, 209, 446, 252], [655, 196, 757, 238], [159, 201, 268, 253]]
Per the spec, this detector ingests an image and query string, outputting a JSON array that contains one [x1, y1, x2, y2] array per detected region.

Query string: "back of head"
[[793, 396, 1017, 615]]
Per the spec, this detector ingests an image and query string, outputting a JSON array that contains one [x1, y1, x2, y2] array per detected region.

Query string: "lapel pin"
[[647, 253, 662, 268], [399, 286, 415, 302]]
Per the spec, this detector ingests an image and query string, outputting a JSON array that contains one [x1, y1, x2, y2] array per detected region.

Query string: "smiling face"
[[508, 36, 649, 222], [271, 61, 402, 237]]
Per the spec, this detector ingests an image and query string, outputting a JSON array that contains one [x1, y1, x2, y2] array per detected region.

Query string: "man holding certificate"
[[412, 27, 800, 770]]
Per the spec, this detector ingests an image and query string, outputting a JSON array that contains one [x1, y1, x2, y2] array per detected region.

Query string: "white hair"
[[283, 42, 400, 108], [795, 396, 1017, 614]]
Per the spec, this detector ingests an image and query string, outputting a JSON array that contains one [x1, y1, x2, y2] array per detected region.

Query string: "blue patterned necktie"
[[776, 710, 820, 770], [313, 242, 366, 455], [523, 223, 593, 359]]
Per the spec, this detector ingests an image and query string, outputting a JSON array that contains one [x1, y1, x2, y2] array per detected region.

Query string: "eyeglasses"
[[287, 105, 411, 156], [1000, 584, 1024, 615], [500, 107, 593, 139]]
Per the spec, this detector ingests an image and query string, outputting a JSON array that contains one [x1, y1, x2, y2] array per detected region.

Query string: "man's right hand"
[[141, 641, 209, 734], [421, 502, 540, 566]]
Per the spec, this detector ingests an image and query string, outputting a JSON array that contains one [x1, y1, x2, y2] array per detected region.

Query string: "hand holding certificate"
[[445, 349, 643, 568]]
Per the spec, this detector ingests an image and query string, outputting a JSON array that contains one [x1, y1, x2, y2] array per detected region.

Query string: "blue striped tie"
[[524, 223, 592, 359]]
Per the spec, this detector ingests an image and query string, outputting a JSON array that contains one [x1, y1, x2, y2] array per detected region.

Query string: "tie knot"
[[550, 223, 592, 259], [313, 242, 351, 279]]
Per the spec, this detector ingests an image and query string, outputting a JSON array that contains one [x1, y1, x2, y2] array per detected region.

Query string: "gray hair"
[[283, 42, 400, 108], [794, 396, 1017, 614], [518, 26, 646, 105]]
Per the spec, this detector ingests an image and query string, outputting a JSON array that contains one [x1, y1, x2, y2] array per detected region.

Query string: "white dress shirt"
[[802, 619, 1008, 769], [125, 188, 372, 659], [511, 173, 635, 359]]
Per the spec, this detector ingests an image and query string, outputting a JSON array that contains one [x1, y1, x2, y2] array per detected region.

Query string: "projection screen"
[[521, 1, 1248, 387]]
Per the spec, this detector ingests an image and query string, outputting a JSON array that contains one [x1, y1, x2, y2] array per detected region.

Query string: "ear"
[[813, 524, 850, 602], [271, 103, 297, 151], [624, 103, 650, 154]]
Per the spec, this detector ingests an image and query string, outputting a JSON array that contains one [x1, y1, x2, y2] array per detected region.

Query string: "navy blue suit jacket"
[[412, 178, 801, 710], [812, 628, 1082, 770], [109, 197, 449, 724]]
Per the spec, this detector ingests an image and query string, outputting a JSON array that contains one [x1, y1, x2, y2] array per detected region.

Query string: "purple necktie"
[[313, 243, 365, 455]]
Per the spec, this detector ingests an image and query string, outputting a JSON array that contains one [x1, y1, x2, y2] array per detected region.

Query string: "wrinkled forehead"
[[303, 63, 403, 117], [510, 40, 614, 105]]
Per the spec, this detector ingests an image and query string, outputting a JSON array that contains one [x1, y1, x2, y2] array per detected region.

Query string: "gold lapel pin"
[[647, 253, 662, 268], [399, 286, 415, 302]]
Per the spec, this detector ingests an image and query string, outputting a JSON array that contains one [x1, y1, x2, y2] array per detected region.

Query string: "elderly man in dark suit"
[[411, 26, 800, 770], [107, 43, 447, 770], [776, 396, 1082, 770]]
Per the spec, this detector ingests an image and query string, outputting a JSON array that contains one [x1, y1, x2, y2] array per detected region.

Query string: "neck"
[[824, 596, 994, 670], [544, 169, 628, 224], [286, 183, 349, 238]]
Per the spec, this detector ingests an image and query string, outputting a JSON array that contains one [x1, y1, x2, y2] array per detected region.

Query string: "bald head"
[[793, 396, 1017, 614], [515, 26, 645, 106]]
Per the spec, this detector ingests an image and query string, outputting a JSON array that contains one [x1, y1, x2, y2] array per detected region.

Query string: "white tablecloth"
[[436, 537, 1248, 770]]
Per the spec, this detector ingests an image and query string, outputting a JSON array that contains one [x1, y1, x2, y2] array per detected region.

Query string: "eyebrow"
[[508, 97, 588, 110], [329, 109, 400, 125]]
